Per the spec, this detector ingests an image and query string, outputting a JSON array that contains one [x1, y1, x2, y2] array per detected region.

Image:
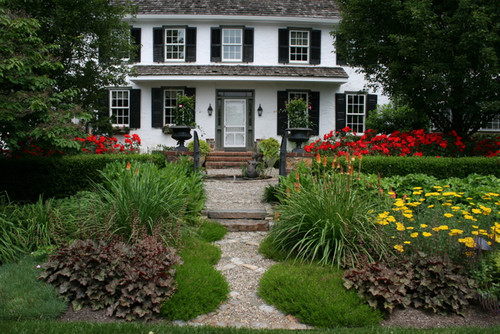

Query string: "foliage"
[[280, 98, 312, 128], [0, 153, 166, 202], [76, 134, 141, 154], [0, 7, 85, 157], [366, 101, 430, 134], [343, 252, 478, 315], [187, 139, 211, 156], [91, 161, 204, 244], [39, 237, 180, 321], [196, 220, 227, 242], [334, 0, 500, 138], [5, 0, 137, 135], [173, 94, 196, 127], [306, 127, 500, 158], [471, 250, 500, 313], [269, 164, 389, 267], [0, 255, 66, 320], [258, 262, 382, 327], [262, 183, 280, 204], [257, 138, 280, 175], [161, 236, 228, 321], [258, 234, 289, 262]]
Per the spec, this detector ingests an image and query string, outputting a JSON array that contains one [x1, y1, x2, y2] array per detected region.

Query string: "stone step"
[[214, 219, 269, 232], [207, 209, 267, 220], [208, 151, 254, 157], [205, 161, 246, 169], [206, 156, 253, 162]]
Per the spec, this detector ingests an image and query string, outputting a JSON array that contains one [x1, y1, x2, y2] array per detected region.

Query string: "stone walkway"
[[178, 169, 312, 330]]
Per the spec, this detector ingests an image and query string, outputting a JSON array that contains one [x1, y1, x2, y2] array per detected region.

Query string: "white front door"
[[224, 99, 246, 148]]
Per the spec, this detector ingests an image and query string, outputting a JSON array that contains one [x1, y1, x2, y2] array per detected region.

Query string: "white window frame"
[[163, 88, 185, 125], [110, 90, 130, 126], [346, 94, 366, 133], [222, 28, 243, 62], [288, 91, 309, 127], [289, 30, 309, 63], [480, 114, 500, 132], [165, 28, 185, 61]]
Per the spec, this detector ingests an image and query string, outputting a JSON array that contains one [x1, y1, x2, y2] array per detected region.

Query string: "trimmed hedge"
[[0, 154, 165, 202], [352, 156, 500, 179]]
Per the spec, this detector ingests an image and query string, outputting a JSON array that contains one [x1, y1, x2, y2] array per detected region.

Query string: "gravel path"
[[179, 170, 312, 329]]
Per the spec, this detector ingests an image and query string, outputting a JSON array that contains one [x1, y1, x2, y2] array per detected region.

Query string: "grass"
[[0, 255, 67, 320], [197, 220, 227, 242], [161, 235, 229, 321], [1, 321, 498, 334], [258, 262, 383, 328]]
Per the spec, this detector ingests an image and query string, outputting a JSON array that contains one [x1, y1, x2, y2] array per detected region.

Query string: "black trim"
[[129, 89, 141, 128], [278, 29, 289, 64], [185, 27, 197, 62], [153, 27, 164, 63], [211, 27, 221, 62], [309, 91, 320, 135], [335, 93, 347, 131], [277, 91, 288, 135], [131, 28, 141, 63], [310, 29, 321, 65], [243, 27, 254, 63], [151, 88, 163, 128]]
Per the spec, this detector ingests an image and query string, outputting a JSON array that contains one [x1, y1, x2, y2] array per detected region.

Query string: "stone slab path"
[[177, 169, 312, 330]]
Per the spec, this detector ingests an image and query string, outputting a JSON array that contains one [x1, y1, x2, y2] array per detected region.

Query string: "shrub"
[[343, 252, 478, 315], [257, 138, 280, 173], [366, 101, 430, 134], [39, 237, 180, 321], [0, 255, 66, 320], [472, 250, 500, 313], [258, 262, 382, 327], [161, 237, 228, 320], [269, 168, 389, 267], [187, 140, 211, 156]]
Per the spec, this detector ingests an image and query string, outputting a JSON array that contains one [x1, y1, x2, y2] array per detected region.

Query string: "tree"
[[334, 0, 500, 138], [0, 7, 83, 156], [5, 0, 137, 133], [366, 99, 430, 134]]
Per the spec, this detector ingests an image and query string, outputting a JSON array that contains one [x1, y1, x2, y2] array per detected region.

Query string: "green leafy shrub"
[[258, 262, 382, 327], [0, 255, 67, 320], [343, 252, 477, 315], [161, 237, 228, 320], [258, 138, 280, 173], [269, 169, 388, 267], [187, 140, 211, 156], [39, 237, 180, 321], [366, 101, 430, 134], [0, 153, 165, 202], [197, 220, 227, 242], [472, 250, 500, 313]]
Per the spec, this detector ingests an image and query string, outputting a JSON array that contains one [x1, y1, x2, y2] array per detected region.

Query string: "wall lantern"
[[207, 103, 213, 116], [257, 104, 263, 117]]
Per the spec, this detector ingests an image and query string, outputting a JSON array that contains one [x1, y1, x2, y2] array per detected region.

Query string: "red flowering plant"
[[75, 134, 141, 154], [305, 127, 498, 158]]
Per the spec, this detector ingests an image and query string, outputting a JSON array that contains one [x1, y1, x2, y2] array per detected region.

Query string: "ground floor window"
[[481, 114, 500, 131], [163, 88, 184, 125], [110, 90, 130, 126], [346, 94, 366, 133]]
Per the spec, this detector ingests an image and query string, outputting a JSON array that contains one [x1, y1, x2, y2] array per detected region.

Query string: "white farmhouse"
[[107, 0, 390, 152]]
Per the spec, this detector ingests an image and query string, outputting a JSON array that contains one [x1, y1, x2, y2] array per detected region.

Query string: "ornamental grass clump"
[[270, 161, 388, 268]]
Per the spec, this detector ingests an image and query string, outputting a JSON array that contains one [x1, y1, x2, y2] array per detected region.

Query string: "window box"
[[112, 126, 130, 135]]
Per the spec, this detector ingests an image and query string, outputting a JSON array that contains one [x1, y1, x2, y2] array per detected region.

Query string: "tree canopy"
[[335, 0, 500, 138]]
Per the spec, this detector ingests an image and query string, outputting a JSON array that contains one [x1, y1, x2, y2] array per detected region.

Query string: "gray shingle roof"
[[128, 0, 340, 19], [132, 65, 348, 79]]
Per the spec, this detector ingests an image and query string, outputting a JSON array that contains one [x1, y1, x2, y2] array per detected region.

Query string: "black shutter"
[[211, 27, 221, 62], [278, 29, 289, 64], [277, 91, 288, 136], [153, 28, 164, 63], [335, 93, 347, 131], [366, 94, 378, 132], [243, 27, 254, 62], [186, 27, 197, 62], [131, 28, 141, 63], [185, 88, 196, 123], [129, 89, 141, 128], [151, 88, 163, 128], [104, 90, 110, 118], [310, 29, 321, 65], [309, 91, 320, 135]]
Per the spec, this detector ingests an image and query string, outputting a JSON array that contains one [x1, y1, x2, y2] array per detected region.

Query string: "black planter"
[[287, 128, 311, 153], [170, 126, 192, 151]]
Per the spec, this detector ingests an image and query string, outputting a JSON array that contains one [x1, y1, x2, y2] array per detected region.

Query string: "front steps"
[[205, 151, 254, 169], [207, 209, 269, 232]]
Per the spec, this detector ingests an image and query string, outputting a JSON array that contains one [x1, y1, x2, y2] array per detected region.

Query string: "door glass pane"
[[224, 99, 246, 147]]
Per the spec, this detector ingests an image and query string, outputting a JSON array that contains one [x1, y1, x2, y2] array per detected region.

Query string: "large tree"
[[5, 0, 137, 133], [335, 0, 500, 138]]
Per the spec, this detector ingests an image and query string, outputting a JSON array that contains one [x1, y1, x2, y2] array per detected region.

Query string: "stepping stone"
[[207, 209, 267, 220], [216, 219, 269, 232]]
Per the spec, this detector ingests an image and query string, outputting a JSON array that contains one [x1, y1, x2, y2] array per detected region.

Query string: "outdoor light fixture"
[[257, 104, 263, 117], [207, 103, 213, 116]]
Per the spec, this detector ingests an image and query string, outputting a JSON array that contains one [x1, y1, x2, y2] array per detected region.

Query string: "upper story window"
[[211, 27, 254, 63], [222, 29, 243, 61], [289, 30, 309, 63], [279, 28, 321, 65], [153, 26, 196, 63], [110, 90, 130, 126], [165, 28, 185, 61]]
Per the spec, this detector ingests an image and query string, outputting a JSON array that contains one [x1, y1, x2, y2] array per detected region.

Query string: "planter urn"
[[170, 126, 192, 151], [287, 128, 311, 153]]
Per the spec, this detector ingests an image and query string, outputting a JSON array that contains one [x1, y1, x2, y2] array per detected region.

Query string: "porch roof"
[[131, 65, 349, 83]]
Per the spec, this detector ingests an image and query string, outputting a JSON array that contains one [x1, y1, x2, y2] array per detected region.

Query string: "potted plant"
[[111, 125, 130, 135], [170, 94, 196, 151], [282, 97, 312, 152]]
